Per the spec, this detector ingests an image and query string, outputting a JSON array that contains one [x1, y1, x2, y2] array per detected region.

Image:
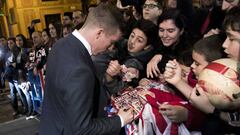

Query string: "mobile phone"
[[32, 19, 40, 24]]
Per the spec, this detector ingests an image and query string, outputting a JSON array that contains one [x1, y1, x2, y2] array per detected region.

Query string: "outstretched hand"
[[159, 103, 188, 123], [118, 107, 134, 126], [164, 59, 182, 85], [147, 54, 162, 78], [106, 60, 122, 77]]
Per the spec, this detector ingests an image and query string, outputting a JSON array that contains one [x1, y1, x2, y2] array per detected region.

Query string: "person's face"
[[167, 0, 177, 8], [127, 28, 148, 53], [7, 40, 15, 50], [0, 38, 7, 46], [42, 31, 49, 44], [32, 32, 43, 47], [73, 11, 85, 26], [222, 27, 240, 60], [93, 29, 122, 55], [143, 0, 162, 23], [63, 16, 72, 25], [16, 36, 23, 48], [191, 50, 209, 78], [159, 19, 183, 47], [49, 24, 57, 38], [222, 0, 239, 11], [63, 27, 71, 37]]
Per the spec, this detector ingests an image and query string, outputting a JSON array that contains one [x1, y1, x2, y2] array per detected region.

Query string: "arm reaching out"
[[147, 54, 162, 78], [164, 59, 182, 85], [106, 60, 122, 82]]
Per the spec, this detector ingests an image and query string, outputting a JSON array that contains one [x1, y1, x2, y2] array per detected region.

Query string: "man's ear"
[[96, 28, 104, 39]]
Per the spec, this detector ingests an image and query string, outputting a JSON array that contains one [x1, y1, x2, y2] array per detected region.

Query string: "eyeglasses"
[[143, 4, 159, 9]]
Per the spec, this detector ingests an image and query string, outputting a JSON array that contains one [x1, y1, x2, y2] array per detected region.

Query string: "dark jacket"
[[40, 34, 121, 135]]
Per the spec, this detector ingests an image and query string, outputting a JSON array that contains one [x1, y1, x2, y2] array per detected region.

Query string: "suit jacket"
[[39, 34, 121, 135]]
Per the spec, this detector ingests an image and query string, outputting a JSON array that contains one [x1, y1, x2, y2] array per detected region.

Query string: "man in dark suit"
[[39, 3, 133, 135]]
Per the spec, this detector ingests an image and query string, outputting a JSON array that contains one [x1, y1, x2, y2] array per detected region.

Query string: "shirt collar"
[[72, 29, 92, 55]]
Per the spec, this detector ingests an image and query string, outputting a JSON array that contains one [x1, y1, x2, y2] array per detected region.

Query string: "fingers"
[[164, 61, 177, 78], [165, 60, 177, 69], [228, 112, 240, 127], [120, 64, 127, 72], [163, 67, 175, 79], [191, 85, 215, 113], [195, 84, 207, 96], [147, 62, 154, 78], [153, 63, 160, 77], [147, 55, 162, 78], [160, 105, 175, 119], [190, 87, 201, 101], [139, 78, 150, 86], [118, 107, 135, 125], [106, 60, 121, 76], [203, 28, 221, 38], [160, 104, 186, 123], [164, 60, 177, 78], [159, 103, 171, 113]]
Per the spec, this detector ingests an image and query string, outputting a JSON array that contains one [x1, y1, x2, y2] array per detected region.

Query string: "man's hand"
[[117, 107, 134, 126]]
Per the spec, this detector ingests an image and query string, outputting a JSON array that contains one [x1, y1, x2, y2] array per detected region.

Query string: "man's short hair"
[[7, 37, 16, 42], [82, 3, 125, 35], [32, 31, 42, 37], [64, 12, 73, 20]]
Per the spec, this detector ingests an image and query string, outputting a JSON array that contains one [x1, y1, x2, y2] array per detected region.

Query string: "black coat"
[[39, 34, 121, 135]]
